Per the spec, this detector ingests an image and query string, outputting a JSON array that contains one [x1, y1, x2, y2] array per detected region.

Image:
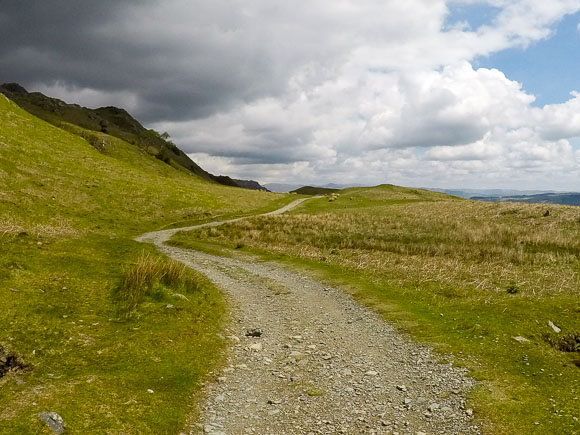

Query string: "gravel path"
[[137, 199, 480, 435]]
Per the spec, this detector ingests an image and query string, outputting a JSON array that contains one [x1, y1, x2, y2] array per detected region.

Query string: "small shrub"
[[150, 283, 169, 302], [155, 150, 171, 164], [306, 388, 326, 397], [82, 132, 108, 153], [506, 282, 519, 294], [0, 345, 29, 378], [543, 332, 580, 353]]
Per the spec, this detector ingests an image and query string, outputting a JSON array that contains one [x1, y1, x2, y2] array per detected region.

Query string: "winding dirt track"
[[137, 199, 480, 435]]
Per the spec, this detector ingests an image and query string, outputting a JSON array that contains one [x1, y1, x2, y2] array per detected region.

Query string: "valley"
[[1, 90, 578, 434]]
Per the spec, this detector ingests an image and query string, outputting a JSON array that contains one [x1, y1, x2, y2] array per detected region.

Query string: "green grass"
[[170, 185, 580, 434], [0, 95, 294, 433], [1, 235, 225, 433]]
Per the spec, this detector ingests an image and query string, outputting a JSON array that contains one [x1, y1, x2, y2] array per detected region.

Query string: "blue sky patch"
[[444, 2, 500, 30], [475, 11, 580, 107]]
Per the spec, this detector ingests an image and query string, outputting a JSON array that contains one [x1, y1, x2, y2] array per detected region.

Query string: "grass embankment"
[[0, 95, 293, 433], [171, 185, 580, 434]]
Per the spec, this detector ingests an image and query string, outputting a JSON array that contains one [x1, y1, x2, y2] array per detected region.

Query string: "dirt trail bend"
[[137, 199, 480, 435]]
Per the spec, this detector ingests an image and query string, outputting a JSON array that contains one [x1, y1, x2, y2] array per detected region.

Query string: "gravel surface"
[[137, 199, 480, 435]]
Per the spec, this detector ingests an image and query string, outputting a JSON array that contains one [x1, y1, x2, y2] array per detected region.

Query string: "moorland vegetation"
[[171, 185, 580, 434]]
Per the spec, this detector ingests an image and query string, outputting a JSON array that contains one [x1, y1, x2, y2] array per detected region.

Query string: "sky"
[[1, 1, 579, 190]]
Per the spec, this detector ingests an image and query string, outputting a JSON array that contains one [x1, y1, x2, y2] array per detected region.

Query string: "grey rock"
[[289, 351, 303, 360], [548, 321, 561, 333], [267, 399, 282, 405], [246, 328, 263, 337], [39, 412, 65, 434], [173, 293, 190, 301], [248, 342, 263, 351], [428, 403, 440, 412], [204, 424, 226, 435]]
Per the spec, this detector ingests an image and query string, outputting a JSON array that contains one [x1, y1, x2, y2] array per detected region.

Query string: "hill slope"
[[0, 93, 292, 432], [0, 83, 261, 190]]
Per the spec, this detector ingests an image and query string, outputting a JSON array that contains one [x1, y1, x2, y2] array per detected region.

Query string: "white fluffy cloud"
[[147, 0, 580, 189], [6, 0, 578, 189]]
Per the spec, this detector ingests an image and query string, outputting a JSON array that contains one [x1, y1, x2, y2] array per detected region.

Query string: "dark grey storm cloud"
[[0, 2, 144, 88], [0, 1, 301, 122]]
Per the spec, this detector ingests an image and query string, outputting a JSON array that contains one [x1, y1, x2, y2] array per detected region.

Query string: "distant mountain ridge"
[[233, 179, 269, 191], [265, 182, 366, 193], [421, 187, 580, 206], [0, 83, 264, 190], [472, 192, 580, 206], [423, 187, 559, 199]]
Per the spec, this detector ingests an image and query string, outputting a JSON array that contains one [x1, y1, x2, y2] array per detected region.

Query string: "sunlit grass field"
[[171, 185, 580, 434], [0, 95, 292, 433]]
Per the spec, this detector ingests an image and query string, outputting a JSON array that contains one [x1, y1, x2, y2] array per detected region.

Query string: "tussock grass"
[[115, 252, 200, 315]]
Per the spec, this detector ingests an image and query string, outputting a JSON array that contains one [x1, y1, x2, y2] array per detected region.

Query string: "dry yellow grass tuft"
[[0, 215, 81, 238], [116, 252, 201, 316]]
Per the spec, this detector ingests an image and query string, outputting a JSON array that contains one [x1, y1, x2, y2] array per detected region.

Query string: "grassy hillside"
[[0, 83, 246, 187], [0, 94, 292, 433], [171, 184, 580, 434]]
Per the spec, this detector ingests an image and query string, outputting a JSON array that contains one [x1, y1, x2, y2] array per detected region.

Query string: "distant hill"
[[233, 179, 269, 191], [291, 186, 341, 195], [265, 182, 367, 193], [424, 187, 557, 199], [0, 83, 261, 190], [265, 183, 303, 193], [472, 192, 580, 206]]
